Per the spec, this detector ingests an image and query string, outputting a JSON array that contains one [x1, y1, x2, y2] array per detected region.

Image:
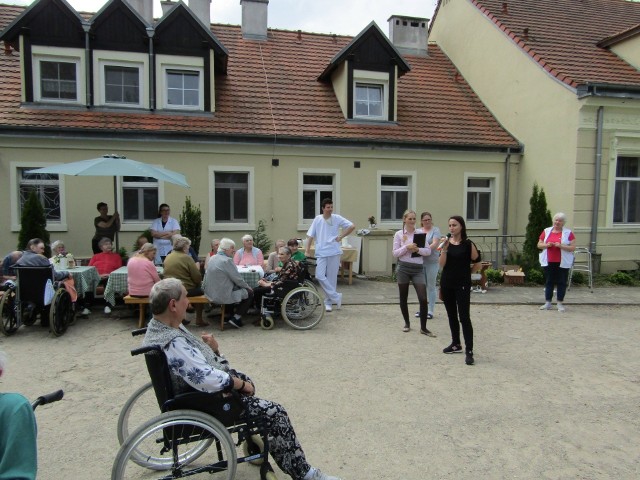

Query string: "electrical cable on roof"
[[259, 43, 278, 158]]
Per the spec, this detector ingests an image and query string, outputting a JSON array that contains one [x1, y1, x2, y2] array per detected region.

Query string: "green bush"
[[179, 196, 202, 256], [571, 271, 586, 285], [117, 247, 128, 265], [251, 219, 272, 255], [527, 268, 544, 285], [608, 272, 633, 285], [18, 190, 51, 257], [485, 268, 503, 284]]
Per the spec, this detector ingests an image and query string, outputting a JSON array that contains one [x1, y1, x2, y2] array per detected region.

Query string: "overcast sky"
[[4, 0, 438, 36]]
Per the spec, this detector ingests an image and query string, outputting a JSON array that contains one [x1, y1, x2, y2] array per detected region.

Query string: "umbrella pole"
[[113, 176, 119, 251]]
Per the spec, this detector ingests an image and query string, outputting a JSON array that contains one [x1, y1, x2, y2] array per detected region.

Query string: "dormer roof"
[[90, 0, 151, 53], [318, 21, 411, 81]]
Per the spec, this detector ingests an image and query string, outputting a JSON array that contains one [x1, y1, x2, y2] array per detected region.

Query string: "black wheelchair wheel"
[[0, 289, 19, 336], [281, 287, 324, 330], [49, 288, 72, 336]]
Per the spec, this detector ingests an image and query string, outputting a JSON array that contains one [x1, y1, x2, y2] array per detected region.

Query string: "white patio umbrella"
[[28, 154, 190, 249]]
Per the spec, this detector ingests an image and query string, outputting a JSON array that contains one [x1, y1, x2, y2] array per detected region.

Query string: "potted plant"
[[368, 215, 377, 229]]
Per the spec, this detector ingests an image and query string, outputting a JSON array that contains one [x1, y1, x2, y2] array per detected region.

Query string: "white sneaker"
[[325, 304, 332, 312], [81, 308, 91, 316], [557, 303, 566, 312], [336, 294, 342, 310], [104, 306, 112, 314], [539, 303, 551, 310], [306, 467, 342, 480]]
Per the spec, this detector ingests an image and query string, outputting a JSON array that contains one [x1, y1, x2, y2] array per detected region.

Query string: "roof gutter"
[[577, 83, 640, 99]]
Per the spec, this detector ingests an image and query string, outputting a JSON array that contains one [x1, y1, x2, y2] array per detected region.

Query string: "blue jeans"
[[422, 262, 439, 314], [543, 263, 569, 302]]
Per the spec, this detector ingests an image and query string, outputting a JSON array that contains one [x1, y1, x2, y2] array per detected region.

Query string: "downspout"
[[147, 27, 155, 111], [590, 106, 604, 253], [83, 22, 91, 107], [501, 148, 512, 267]]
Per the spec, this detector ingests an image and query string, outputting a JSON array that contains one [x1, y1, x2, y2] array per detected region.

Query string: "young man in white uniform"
[[305, 199, 354, 312]]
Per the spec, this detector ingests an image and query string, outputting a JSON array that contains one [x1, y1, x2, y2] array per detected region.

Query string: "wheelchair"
[[0, 265, 74, 337], [113, 333, 278, 480], [259, 280, 324, 330]]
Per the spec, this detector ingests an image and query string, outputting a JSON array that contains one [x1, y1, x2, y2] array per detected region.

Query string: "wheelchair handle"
[[32, 389, 64, 410], [131, 327, 147, 337], [131, 345, 162, 356]]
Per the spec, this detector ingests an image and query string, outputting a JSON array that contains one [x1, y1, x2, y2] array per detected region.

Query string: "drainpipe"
[[147, 27, 155, 111], [590, 106, 603, 254], [501, 148, 512, 267], [83, 21, 91, 107]]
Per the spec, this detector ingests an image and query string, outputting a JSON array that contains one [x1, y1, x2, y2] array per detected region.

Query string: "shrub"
[[252, 219, 272, 255], [117, 247, 128, 266], [571, 271, 586, 285], [608, 272, 633, 285], [179, 196, 202, 256], [522, 183, 552, 269], [18, 190, 51, 257], [485, 268, 503, 284], [527, 268, 544, 285]]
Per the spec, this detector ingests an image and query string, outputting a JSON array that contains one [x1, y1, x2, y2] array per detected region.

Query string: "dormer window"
[[104, 65, 140, 105], [167, 69, 200, 108], [40, 60, 77, 100], [355, 83, 383, 118], [32, 46, 85, 105]]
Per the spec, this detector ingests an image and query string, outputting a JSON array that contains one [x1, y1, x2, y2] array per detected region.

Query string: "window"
[[166, 70, 200, 108], [105, 65, 140, 105], [614, 156, 640, 224], [380, 176, 409, 221], [214, 172, 249, 223], [465, 176, 496, 223], [355, 84, 383, 118], [39, 60, 77, 100], [122, 177, 159, 222], [303, 174, 334, 220], [18, 167, 61, 221]]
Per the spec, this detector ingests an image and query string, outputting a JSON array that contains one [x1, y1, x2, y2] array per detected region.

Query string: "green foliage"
[[132, 229, 153, 252], [18, 190, 51, 257], [485, 268, 504, 284], [522, 183, 552, 270], [117, 247, 128, 265], [251, 219, 272, 255], [179, 197, 202, 256], [571, 271, 586, 285], [527, 268, 545, 285], [608, 272, 633, 285]]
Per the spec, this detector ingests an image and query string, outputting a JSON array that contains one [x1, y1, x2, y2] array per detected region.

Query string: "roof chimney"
[[388, 15, 429, 56], [241, 0, 269, 41], [126, 0, 153, 24], [189, 0, 212, 27], [160, 0, 175, 16]]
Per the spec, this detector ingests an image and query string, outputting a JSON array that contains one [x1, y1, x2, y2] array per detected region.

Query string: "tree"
[[522, 183, 552, 269], [252, 219, 272, 255], [179, 196, 202, 255], [18, 190, 51, 257]]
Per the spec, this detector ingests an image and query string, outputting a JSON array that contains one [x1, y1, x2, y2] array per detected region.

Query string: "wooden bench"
[[124, 295, 216, 329]]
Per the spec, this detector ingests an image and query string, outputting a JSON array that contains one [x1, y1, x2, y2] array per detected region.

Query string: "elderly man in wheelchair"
[[114, 278, 341, 480], [1, 239, 74, 337], [255, 247, 324, 331]]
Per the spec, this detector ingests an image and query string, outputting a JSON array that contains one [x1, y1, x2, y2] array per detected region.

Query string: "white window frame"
[[208, 166, 255, 231], [612, 155, 640, 225], [297, 168, 341, 230], [117, 176, 165, 231], [32, 46, 85, 105], [353, 69, 389, 121], [463, 173, 499, 229], [10, 162, 67, 231], [94, 51, 148, 108], [157, 55, 204, 111], [377, 171, 416, 229]]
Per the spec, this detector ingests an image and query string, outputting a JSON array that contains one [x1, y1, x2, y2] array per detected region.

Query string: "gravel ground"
[[1, 303, 639, 479]]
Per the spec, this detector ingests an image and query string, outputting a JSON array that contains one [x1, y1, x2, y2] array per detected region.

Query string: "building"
[[430, 0, 640, 272], [0, 0, 521, 262]]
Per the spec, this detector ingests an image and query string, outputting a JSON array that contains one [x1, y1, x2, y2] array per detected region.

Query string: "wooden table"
[[307, 247, 358, 285]]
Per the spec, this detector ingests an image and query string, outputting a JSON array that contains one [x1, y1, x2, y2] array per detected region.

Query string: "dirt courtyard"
[[1, 303, 639, 479]]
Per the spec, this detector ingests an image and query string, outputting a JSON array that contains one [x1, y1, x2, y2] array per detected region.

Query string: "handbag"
[[44, 279, 55, 305]]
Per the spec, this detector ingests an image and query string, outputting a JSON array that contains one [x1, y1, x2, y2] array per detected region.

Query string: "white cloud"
[[3, 0, 438, 36]]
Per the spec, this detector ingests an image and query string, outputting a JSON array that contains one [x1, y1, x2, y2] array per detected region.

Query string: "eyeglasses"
[[422, 218, 432, 222]]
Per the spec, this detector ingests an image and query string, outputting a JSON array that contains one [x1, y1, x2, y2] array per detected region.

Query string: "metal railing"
[[469, 234, 526, 269]]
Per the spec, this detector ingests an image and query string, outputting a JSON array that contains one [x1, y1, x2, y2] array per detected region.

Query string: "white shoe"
[[306, 467, 342, 480], [325, 304, 332, 312], [539, 303, 551, 310], [81, 308, 91, 316], [557, 303, 566, 312], [336, 294, 342, 310], [104, 306, 112, 314]]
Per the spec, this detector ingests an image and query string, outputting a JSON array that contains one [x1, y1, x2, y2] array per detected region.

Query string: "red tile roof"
[[0, 3, 519, 150], [454, 0, 640, 89]]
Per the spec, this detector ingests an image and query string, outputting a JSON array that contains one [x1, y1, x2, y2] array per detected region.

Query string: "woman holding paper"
[[392, 210, 434, 336]]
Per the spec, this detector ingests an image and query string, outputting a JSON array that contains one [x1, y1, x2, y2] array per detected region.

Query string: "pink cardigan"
[[127, 256, 161, 296]]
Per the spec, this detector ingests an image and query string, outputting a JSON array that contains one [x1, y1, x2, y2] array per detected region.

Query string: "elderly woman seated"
[[89, 237, 123, 314], [204, 238, 220, 270], [264, 239, 286, 280], [163, 236, 203, 297], [49, 240, 66, 263], [127, 243, 161, 298], [253, 246, 303, 311], [233, 234, 264, 267]]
